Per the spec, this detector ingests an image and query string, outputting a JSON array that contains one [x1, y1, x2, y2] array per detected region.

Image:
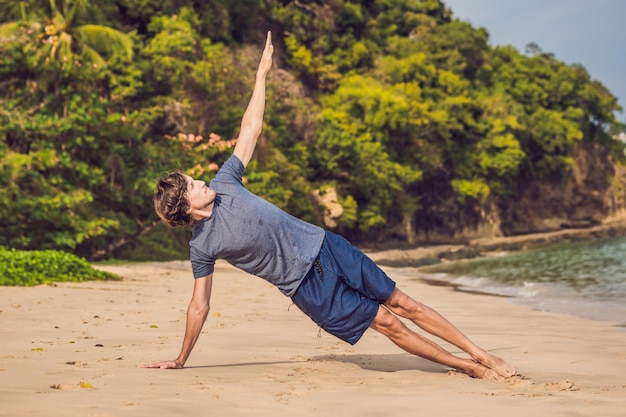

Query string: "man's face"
[[184, 175, 216, 213]]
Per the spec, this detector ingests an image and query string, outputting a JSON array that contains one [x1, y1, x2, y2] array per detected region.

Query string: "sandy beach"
[[2, 259, 625, 417]]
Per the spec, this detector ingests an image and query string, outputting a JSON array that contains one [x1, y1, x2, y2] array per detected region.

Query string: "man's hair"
[[154, 171, 193, 228]]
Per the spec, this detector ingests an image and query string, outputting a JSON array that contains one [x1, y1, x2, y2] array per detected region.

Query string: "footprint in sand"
[[50, 383, 74, 390], [505, 374, 533, 387], [536, 380, 578, 392]]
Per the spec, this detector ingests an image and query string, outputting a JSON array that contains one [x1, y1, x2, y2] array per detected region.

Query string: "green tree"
[[0, 0, 133, 66], [0, 2, 142, 256], [489, 45, 621, 177], [314, 74, 422, 232]]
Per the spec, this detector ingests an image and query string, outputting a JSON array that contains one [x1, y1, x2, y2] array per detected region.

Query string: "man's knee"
[[371, 307, 408, 338], [385, 288, 424, 317]]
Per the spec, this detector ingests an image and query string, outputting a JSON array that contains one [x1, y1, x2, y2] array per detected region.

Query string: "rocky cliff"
[[500, 141, 626, 235], [376, 141, 626, 247]]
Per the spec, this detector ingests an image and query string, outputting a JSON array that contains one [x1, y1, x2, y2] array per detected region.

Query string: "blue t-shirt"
[[189, 155, 325, 297]]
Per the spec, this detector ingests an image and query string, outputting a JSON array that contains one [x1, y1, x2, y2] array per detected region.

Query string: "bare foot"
[[472, 352, 516, 378], [458, 359, 504, 381], [479, 368, 504, 381]]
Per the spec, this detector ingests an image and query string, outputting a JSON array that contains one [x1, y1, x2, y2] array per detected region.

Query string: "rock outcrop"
[[367, 141, 626, 247]]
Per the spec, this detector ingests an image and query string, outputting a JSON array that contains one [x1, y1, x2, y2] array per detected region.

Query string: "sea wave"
[[388, 236, 626, 326]]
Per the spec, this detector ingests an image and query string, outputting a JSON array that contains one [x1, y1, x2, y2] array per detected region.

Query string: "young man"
[[145, 32, 516, 381]]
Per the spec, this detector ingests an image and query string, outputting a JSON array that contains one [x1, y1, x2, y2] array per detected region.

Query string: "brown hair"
[[154, 171, 192, 228]]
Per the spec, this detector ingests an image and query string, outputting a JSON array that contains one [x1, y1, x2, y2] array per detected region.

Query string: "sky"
[[443, 0, 626, 123]]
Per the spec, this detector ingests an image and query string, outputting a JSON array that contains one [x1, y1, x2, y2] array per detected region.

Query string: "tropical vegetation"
[[1, 0, 623, 262], [0, 246, 118, 286]]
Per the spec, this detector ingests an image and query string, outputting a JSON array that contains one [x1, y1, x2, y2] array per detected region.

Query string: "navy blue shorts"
[[291, 231, 396, 345]]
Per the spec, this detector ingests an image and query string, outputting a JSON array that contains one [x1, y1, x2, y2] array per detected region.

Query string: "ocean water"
[[392, 236, 626, 325]]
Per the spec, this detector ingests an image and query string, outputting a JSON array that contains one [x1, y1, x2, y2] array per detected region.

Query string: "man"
[[144, 32, 516, 381]]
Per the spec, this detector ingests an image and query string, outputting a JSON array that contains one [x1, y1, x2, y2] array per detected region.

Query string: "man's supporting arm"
[[233, 31, 273, 168], [142, 274, 213, 369]]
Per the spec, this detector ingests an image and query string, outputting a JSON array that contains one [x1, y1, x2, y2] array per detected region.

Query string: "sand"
[[1, 259, 625, 417]]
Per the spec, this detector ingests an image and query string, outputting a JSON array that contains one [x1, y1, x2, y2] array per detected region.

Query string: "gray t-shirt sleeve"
[[189, 155, 243, 278], [191, 245, 215, 278], [212, 154, 244, 185]]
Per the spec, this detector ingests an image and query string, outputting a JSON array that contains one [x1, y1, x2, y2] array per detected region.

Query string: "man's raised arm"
[[233, 31, 274, 168]]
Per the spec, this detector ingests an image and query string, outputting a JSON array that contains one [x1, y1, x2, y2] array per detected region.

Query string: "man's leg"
[[370, 288, 516, 379], [370, 306, 501, 380]]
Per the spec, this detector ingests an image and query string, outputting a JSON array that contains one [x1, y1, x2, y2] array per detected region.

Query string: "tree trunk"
[[89, 220, 161, 261], [402, 212, 415, 246]]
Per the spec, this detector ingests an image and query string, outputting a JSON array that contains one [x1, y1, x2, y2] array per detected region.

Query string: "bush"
[[0, 247, 119, 286]]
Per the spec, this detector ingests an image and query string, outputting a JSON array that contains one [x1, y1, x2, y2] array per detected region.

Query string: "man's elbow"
[[188, 302, 210, 320], [240, 119, 263, 138]]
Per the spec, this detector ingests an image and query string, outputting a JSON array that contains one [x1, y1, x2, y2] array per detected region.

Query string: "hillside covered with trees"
[[1, 0, 625, 261]]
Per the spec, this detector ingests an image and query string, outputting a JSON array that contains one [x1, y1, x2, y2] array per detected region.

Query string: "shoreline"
[[410, 271, 626, 328], [364, 221, 626, 328], [365, 220, 626, 268]]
